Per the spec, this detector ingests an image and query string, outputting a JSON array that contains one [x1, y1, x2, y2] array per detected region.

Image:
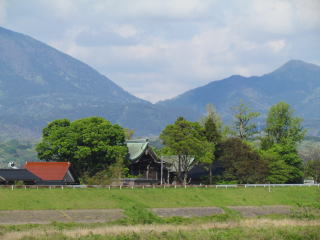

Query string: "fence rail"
[[0, 183, 319, 190]]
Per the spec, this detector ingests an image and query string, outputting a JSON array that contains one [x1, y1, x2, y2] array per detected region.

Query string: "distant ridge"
[[157, 59, 320, 135], [0, 26, 320, 138], [0, 26, 173, 139]]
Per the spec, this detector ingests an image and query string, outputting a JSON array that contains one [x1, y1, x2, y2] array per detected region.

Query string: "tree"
[[124, 128, 135, 140], [36, 117, 128, 177], [216, 138, 267, 183], [261, 151, 290, 184], [264, 102, 305, 146], [231, 102, 260, 140], [160, 117, 206, 184], [262, 102, 305, 183], [200, 104, 222, 184], [261, 145, 299, 183], [300, 146, 320, 183], [305, 160, 320, 183]]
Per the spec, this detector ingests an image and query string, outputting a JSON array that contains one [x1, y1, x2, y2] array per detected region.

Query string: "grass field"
[[0, 187, 319, 210], [1, 187, 319, 239]]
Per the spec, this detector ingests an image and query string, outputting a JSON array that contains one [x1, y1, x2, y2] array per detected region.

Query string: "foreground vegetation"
[[0, 187, 319, 210], [17, 226, 320, 240], [1, 219, 320, 240], [1, 187, 319, 239]]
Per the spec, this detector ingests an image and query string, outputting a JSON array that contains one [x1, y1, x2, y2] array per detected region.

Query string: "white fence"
[[0, 183, 319, 190]]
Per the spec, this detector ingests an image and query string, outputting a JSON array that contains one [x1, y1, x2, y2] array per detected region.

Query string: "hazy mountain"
[[1, 26, 320, 140], [157, 60, 320, 135], [0, 27, 173, 139]]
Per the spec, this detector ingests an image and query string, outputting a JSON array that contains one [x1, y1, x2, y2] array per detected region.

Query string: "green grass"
[[0, 187, 319, 210]]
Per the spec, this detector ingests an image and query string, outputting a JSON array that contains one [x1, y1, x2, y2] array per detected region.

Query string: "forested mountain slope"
[[0, 27, 173, 139]]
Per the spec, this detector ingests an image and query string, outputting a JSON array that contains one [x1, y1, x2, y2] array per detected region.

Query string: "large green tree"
[[264, 102, 305, 146], [160, 117, 206, 184], [262, 102, 306, 183], [36, 117, 128, 177]]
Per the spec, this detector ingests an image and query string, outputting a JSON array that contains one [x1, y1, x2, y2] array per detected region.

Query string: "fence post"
[[11, 185, 13, 191]]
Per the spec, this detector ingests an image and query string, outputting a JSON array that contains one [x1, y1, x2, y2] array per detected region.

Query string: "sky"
[[0, 0, 319, 102]]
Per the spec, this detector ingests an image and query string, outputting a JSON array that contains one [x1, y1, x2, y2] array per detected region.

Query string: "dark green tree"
[[200, 104, 222, 184], [36, 117, 128, 177], [217, 138, 268, 184], [231, 102, 260, 140], [160, 117, 206, 184]]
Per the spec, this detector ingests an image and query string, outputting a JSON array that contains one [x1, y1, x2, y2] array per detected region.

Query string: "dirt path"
[[151, 207, 224, 217], [0, 209, 123, 225], [0, 205, 295, 225], [228, 205, 292, 217]]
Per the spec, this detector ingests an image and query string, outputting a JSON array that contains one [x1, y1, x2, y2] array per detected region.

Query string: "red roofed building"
[[24, 162, 78, 185]]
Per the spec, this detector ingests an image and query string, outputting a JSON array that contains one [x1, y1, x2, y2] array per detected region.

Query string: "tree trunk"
[[209, 164, 212, 185], [183, 172, 187, 185]]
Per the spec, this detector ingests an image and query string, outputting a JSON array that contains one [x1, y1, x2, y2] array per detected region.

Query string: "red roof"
[[24, 162, 71, 181]]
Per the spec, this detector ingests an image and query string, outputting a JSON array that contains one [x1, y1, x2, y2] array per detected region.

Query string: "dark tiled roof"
[[0, 169, 40, 182], [24, 162, 71, 181]]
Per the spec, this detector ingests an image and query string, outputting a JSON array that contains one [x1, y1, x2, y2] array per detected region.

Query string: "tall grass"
[[3, 219, 320, 240]]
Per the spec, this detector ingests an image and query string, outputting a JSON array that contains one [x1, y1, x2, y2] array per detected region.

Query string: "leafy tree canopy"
[[264, 102, 305, 146], [36, 117, 128, 177], [216, 138, 267, 184], [160, 117, 206, 184]]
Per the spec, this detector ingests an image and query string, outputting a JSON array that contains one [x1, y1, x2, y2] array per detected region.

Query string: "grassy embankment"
[[1, 187, 319, 239], [0, 187, 319, 210]]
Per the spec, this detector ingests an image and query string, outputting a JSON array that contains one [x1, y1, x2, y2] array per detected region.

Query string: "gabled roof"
[[126, 139, 149, 161], [24, 162, 71, 181], [0, 169, 40, 182], [126, 139, 161, 163]]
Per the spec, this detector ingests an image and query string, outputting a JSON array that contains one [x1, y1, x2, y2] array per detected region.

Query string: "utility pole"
[[160, 157, 163, 185]]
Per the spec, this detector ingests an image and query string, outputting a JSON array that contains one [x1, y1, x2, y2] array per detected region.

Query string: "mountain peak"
[[272, 59, 320, 74]]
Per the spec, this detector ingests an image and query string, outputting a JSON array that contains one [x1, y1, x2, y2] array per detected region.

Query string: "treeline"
[[14, 101, 320, 185], [0, 140, 37, 168], [159, 101, 314, 184]]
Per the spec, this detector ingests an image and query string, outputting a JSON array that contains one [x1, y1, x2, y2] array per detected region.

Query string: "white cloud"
[[3, 0, 319, 102], [91, 0, 213, 20], [267, 40, 286, 52], [294, 0, 320, 29], [45, 0, 77, 19], [113, 24, 138, 38], [0, 0, 7, 24]]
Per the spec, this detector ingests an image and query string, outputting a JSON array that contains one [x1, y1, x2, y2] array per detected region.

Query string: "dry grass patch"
[[3, 218, 320, 240]]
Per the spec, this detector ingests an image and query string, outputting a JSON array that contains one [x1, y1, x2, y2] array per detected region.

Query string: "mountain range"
[[0, 26, 319, 140]]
